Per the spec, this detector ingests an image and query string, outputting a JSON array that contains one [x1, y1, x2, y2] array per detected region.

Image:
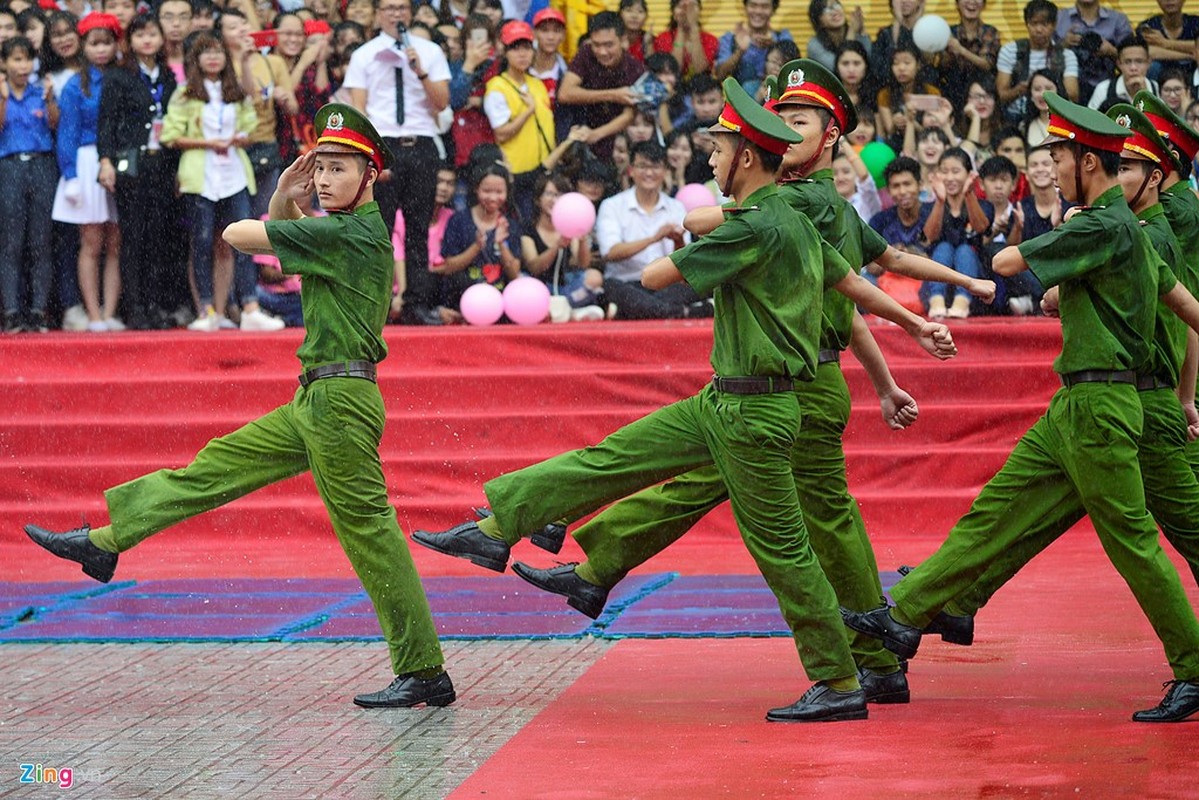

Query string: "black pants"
[[378, 136, 441, 314], [602, 278, 704, 319], [113, 152, 185, 324]]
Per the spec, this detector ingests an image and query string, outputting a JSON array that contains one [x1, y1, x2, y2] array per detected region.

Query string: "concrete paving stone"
[[1, 638, 610, 798]]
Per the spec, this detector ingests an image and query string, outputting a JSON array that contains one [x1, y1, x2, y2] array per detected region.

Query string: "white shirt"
[[343, 31, 451, 138], [596, 187, 688, 283], [200, 79, 247, 202], [1087, 76, 1160, 110]]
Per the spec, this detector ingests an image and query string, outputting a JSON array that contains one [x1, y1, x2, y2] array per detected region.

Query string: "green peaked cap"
[[313, 102, 395, 171], [769, 58, 857, 134], [1036, 91, 1131, 152], [708, 76, 803, 155], [1106, 103, 1179, 172], [1133, 90, 1199, 170]]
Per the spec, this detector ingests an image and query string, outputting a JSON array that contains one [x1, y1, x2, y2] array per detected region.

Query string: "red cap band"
[[1141, 111, 1199, 162], [1046, 113, 1128, 153], [716, 102, 791, 156]]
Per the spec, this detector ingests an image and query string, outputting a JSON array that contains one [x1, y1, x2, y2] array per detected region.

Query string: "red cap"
[[77, 12, 123, 39], [713, 101, 791, 155], [500, 20, 534, 45], [38, 0, 60, 11], [532, 7, 565, 27]]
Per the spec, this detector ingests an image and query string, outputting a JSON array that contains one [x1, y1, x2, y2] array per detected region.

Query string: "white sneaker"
[[217, 315, 238, 330], [240, 309, 286, 331], [187, 310, 220, 332], [1008, 295, 1035, 316], [62, 304, 89, 331], [570, 305, 605, 322], [103, 316, 126, 331], [86, 319, 109, 333]]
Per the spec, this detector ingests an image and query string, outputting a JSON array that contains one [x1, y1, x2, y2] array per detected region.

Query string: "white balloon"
[[912, 15, 952, 54]]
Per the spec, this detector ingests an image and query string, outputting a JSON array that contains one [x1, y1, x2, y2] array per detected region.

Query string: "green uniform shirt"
[[671, 182, 851, 379], [1158, 180, 1199, 392], [778, 169, 889, 352], [1137, 204, 1183, 385], [265, 201, 393, 371], [1018, 185, 1159, 375]]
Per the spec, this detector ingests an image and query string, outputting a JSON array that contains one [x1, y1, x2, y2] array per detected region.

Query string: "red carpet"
[[1, 318, 1062, 581], [450, 535, 1199, 799]]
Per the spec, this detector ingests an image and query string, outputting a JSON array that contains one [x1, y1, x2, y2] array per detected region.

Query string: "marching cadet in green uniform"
[[1133, 91, 1199, 475], [415, 78, 877, 722], [922, 105, 1199, 627], [24, 104, 454, 710], [498, 61, 977, 708], [843, 93, 1199, 723]]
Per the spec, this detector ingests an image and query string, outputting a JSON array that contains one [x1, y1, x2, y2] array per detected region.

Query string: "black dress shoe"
[[895, 566, 975, 645], [1132, 680, 1199, 722], [473, 506, 567, 555], [411, 521, 510, 572], [924, 610, 974, 645], [766, 683, 868, 722], [353, 671, 456, 708], [858, 667, 910, 704], [511, 562, 609, 619], [841, 605, 922, 661], [24, 523, 117, 583]]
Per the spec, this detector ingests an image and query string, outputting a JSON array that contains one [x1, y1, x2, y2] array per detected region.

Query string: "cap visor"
[[1034, 132, 1073, 148]]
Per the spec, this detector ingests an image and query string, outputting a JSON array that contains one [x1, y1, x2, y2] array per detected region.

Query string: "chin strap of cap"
[[1128, 163, 1155, 210], [720, 138, 748, 200]]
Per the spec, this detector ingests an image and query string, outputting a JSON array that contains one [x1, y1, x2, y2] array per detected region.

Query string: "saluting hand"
[[278, 149, 317, 201]]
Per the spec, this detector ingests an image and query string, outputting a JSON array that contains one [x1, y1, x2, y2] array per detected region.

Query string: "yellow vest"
[[486, 72, 555, 175]]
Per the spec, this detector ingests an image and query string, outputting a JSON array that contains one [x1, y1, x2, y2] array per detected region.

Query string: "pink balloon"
[[460, 283, 504, 326], [502, 276, 551, 326], [550, 192, 597, 239], [676, 182, 717, 212]]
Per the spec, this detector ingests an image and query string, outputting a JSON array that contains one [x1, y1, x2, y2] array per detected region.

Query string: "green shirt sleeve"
[[1018, 209, 1116, 289], [859, 221, 889, 265], [670, 216, 757, 296], [820, 238, 853, 288], [265, 215, 346, 280]]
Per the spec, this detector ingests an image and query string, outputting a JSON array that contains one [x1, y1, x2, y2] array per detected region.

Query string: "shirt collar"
[[624, 187, 668, 212], [1137, 202, 1166, 222]]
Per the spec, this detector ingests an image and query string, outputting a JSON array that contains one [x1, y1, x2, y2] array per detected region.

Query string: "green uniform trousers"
[[571, 363, 898, 673], [943, 387, 1199, 616], [484, 385, 857, 682], [890, 382, 1199, 681], [103, 377, 444, 676]]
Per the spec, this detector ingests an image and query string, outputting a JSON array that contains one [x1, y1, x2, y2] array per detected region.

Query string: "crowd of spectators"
[[2, 0, 1198, 330]]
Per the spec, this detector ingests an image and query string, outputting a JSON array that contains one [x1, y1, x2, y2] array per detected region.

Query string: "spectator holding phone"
[[877, 42, 939, 150], [555, 12, 640, 162]]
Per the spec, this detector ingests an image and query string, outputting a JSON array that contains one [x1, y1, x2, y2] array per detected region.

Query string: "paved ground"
[[1, 639, 611, 799]]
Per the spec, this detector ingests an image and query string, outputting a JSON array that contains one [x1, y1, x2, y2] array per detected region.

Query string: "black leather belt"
[[711, 375, 795, 394], [1136, 374, 1174, 392], [385, 135, 427, 147], [817, 349, 840, 365], [299, 360, 377, 387], [1059, 369, 1136, 388], [2, 151, 52, 161]]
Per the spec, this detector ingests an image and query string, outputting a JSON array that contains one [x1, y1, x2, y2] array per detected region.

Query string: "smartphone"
[[907, 94, 942, 113], [470, 28, 488, 46]]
